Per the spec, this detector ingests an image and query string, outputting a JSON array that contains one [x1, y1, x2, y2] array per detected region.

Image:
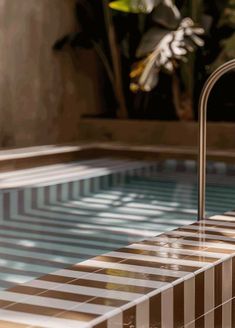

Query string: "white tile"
[[205, 267, 214, 313], [83, 260, 189, 278], [109, 251, 210, 267], [222, 259, 233, 302], [136, 299, 149, 328], [83, 272, 167, 289], [205, 311, 214, 328], [26, 279, 143, 301], [0, 309, 87, 328], [128, 243, 224, 259], [222, 300, 232, 328], [107, 312, 122, 328], [161, 286, 173, 328]]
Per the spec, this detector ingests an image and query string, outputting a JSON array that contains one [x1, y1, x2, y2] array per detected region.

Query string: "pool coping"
[[0, 214, 234, 327], [1, 141, 235, 173]]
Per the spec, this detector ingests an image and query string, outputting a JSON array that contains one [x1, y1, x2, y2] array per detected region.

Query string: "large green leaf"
[[109, 0, 161, 13]]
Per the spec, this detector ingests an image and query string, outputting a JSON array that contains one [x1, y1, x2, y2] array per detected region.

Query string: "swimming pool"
[[0, 158, 234, 291]]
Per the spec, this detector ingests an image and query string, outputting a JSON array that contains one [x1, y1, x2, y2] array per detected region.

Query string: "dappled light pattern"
[[0, 159, 234, 290]]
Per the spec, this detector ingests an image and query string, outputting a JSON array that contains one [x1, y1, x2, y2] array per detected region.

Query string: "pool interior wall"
[[0, 158, 234, 291]]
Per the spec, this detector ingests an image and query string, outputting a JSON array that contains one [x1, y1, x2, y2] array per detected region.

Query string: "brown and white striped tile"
[[0, 212, 234, 327]]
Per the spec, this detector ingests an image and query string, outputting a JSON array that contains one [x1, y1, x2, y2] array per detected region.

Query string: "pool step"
[[0, 158, 156, 189]]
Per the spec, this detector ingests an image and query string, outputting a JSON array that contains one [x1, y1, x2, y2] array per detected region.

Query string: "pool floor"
[[0, 160, 235, 291]]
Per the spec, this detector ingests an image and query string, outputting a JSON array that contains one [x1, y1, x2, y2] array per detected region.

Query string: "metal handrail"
[[198, 59, 235, 220]]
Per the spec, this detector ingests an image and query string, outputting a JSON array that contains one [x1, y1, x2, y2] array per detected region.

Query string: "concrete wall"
[[78, 119, 235, 150], [0, 0, 104, 148]]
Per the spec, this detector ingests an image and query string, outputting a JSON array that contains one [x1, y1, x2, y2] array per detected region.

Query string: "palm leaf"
[[109, 0, 161, 13], [131, 18, 204, 92]]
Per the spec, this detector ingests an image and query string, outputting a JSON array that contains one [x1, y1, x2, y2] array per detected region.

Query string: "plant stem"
[[92, 41, 115, 86], [102, 0, 128, 118]]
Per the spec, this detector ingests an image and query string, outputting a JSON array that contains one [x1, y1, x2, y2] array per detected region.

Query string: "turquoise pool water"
[[0, 159, 234, 290]]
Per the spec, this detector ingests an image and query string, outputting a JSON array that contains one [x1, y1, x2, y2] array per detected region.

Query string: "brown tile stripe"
[[179, 227, 235, 238], [92, 251, 201, 272], [150, 293, 161, 328], [233, 257, 235, 298], [94, 256, 122, 263], [98, 255, 200, 273], [117, 247, 219, 263], [94, 321, 107, 328], [38, 274, 154, 294], [193, 221, 235, 231], [0, 321, 29, 328], [183, 236, 235, 246], [71, 263, 177, 283], [98, 267, 177, 283], [183, 254, 217, 263], [54, 264, 182, 287], [214, 263, 222, 307], [70, 264, 103, 273], [122, 257, 199, 272], [233, 298, 235, 327], [195, 272, 205, 319], [0, 300, 14, 309], [206, 222, 235, 231], [141, 239, 208, 251], [67, 278, 154, 294], [203, 247, 234, 254], [8, 285, 128, 307], [174, 282, 184, 328], [88, 296, 126, 307], [214, 303, 222, 327], [123, 306, 136, 328], [195, 316, 204, 328], [38, 274, 74, 284]]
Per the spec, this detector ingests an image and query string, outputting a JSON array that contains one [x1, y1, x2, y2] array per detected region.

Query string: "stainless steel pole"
[[198, 59, 235, 220]]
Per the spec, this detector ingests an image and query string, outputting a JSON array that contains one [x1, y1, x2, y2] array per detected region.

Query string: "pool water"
[[0, 159, 234, 290]]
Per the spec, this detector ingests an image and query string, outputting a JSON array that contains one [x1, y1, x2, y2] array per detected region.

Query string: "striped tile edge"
[[0, 161, 158, 220], [88, 255, 235, 328]]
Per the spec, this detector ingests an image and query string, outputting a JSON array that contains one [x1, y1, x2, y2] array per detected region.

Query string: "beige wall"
[[0, 0, 104, 148]]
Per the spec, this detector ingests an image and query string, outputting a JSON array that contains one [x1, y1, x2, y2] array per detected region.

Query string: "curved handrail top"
[[198, 58, 235, 220]]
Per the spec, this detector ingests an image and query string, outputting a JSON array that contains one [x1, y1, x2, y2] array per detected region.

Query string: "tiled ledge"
[[1, 142, 235, 173], [0, 214, 235, 327]]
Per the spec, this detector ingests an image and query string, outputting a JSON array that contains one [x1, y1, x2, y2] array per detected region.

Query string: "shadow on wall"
[[0, 0, 104, 149]]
